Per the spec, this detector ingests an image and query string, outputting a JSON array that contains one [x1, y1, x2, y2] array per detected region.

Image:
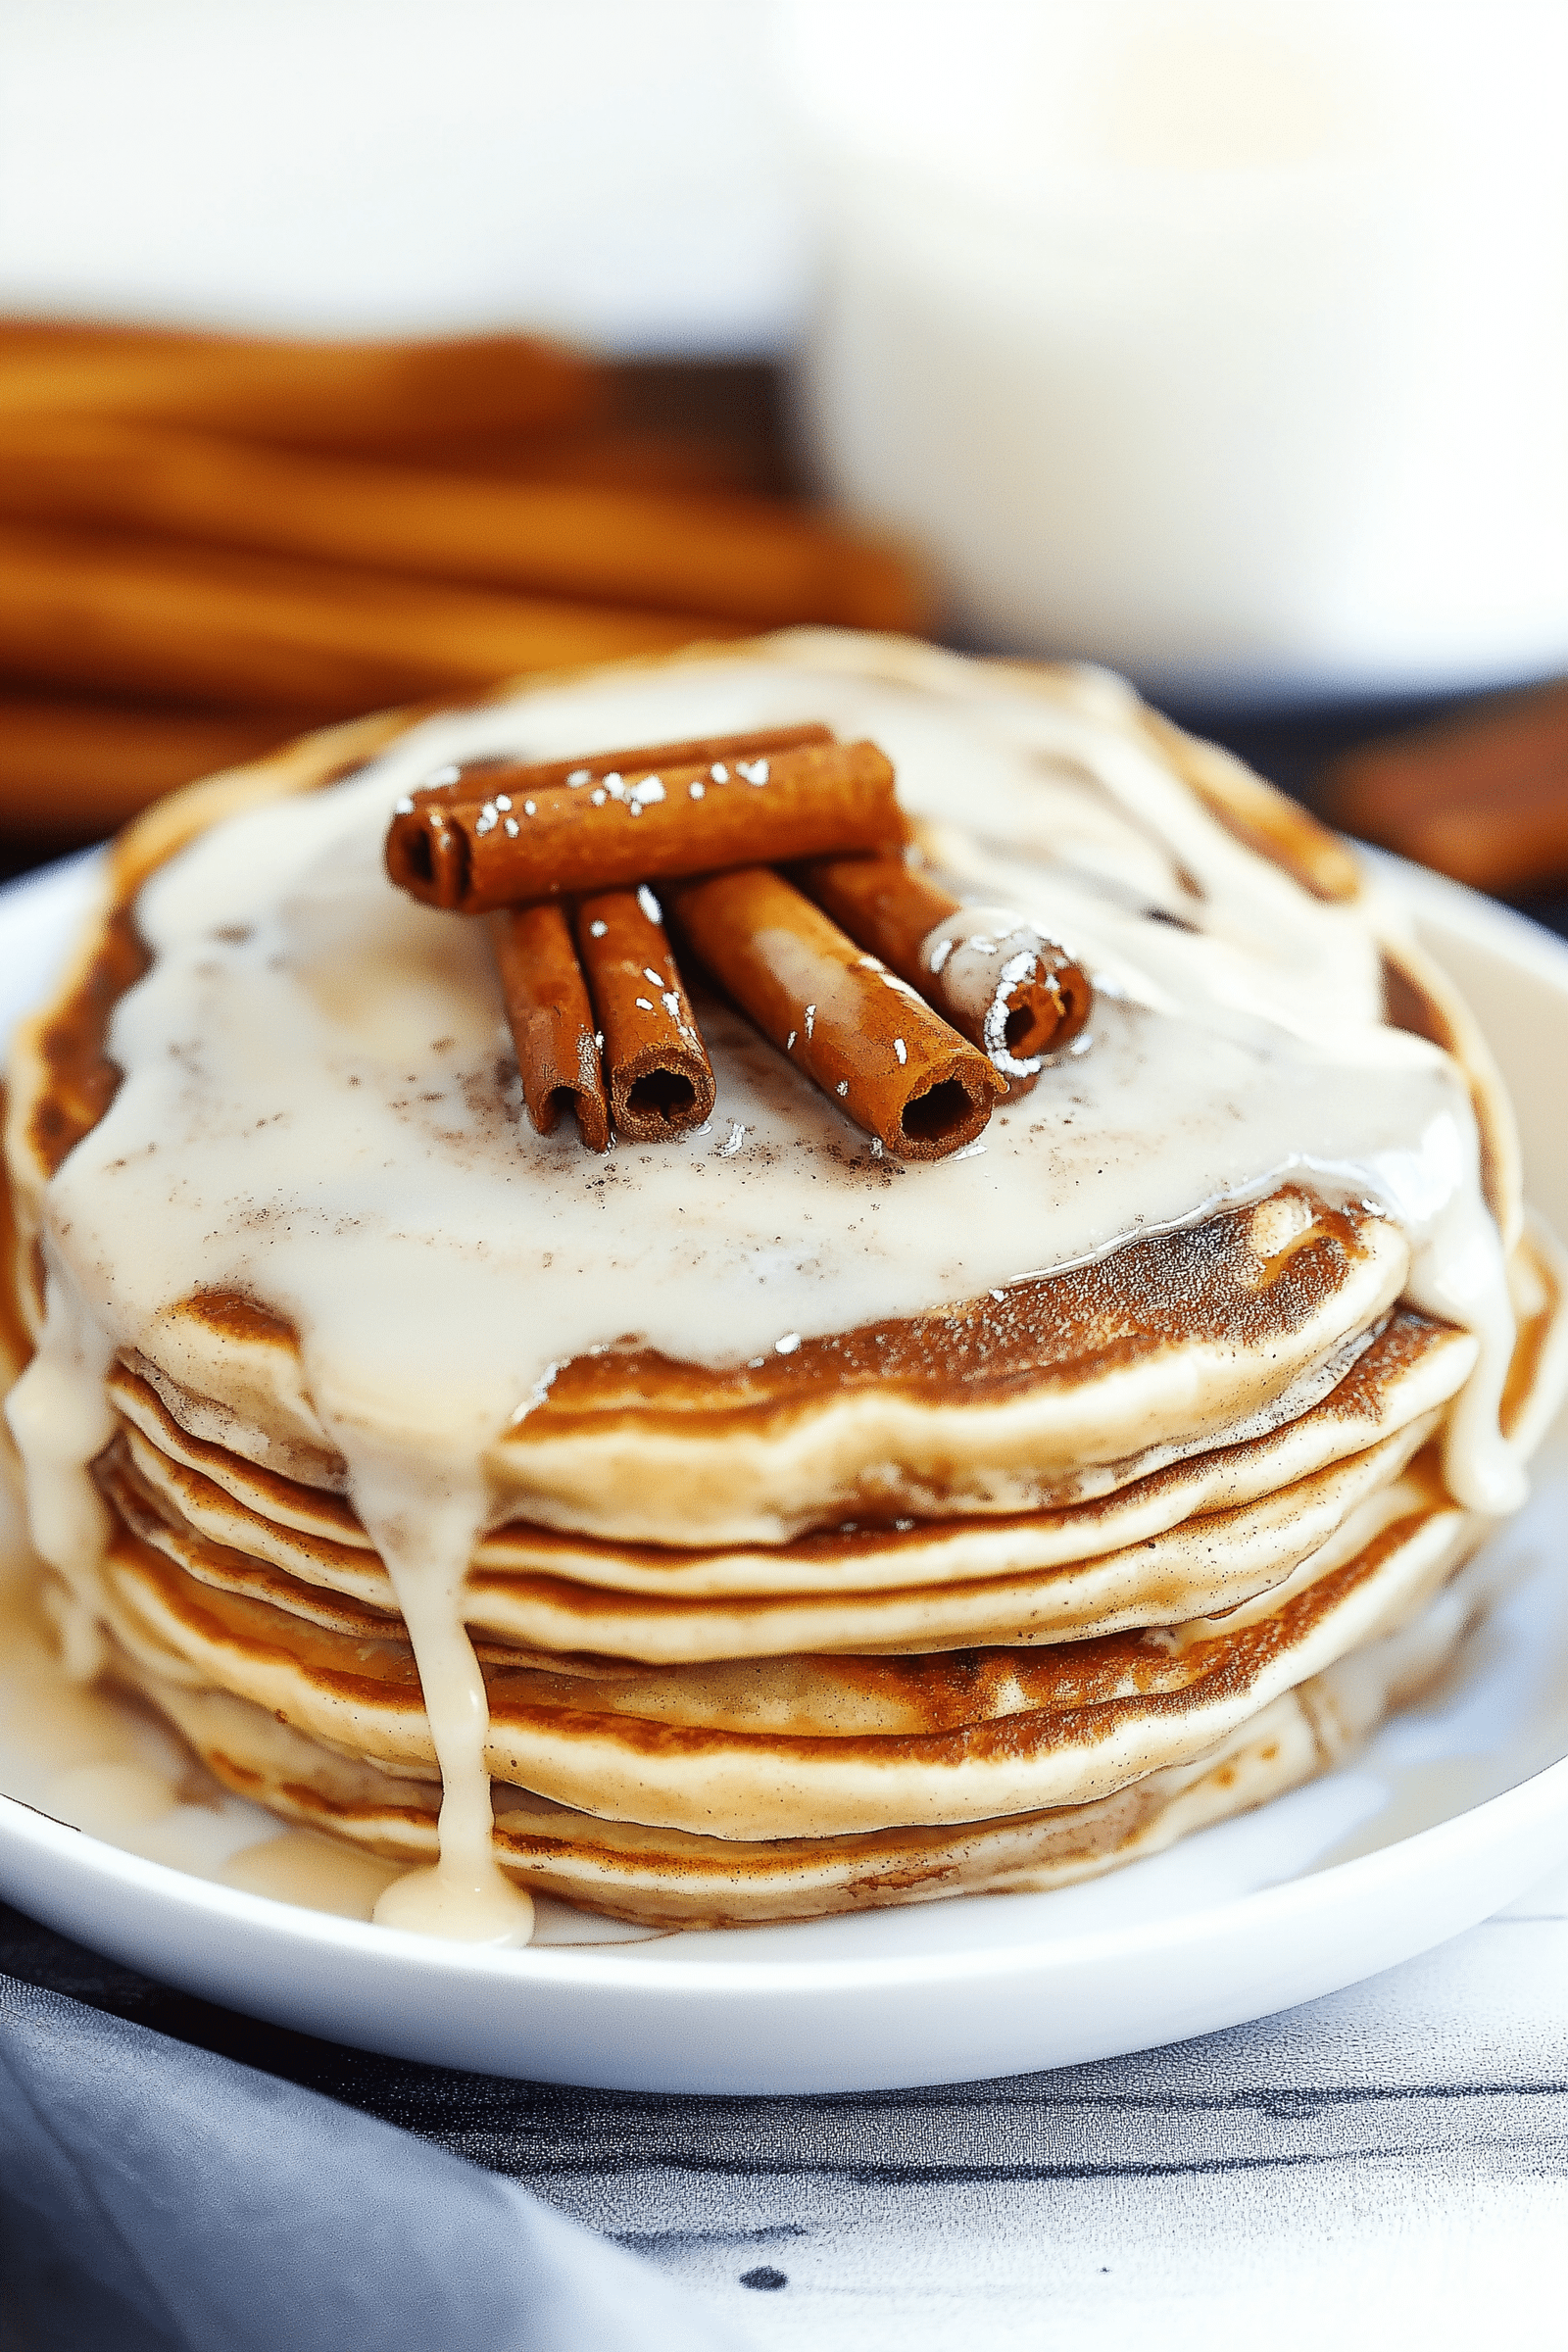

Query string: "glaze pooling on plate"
[[2, 631, 1558, 1940]]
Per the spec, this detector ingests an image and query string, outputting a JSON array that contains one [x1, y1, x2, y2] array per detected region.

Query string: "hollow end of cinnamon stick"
[[386, 803, 470, 907], [666, 864, 1004, 1163], [575, 886, 715, 1143], [610, 1040, 715, 1141], [970, 954, 1093, 1069], [999, 996, 1053, 1058], [494, 904, 610, 1152], [925, 942, 1093, 1091], [892, 1064, 1002, 1158], [798, 855, 1091, 1084]]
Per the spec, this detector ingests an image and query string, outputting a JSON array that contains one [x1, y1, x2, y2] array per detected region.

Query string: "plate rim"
[[5, 1740, 1568, 1999]]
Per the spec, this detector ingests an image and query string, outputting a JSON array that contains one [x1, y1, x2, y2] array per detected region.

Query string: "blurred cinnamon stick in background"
[[0, 417, 923, 628], [0, 523, 737, 712], [0, 320, 931, 866], [1320, 678, 1568, 897], [0, 320, 602, 450], [0, 698, 301, 841]]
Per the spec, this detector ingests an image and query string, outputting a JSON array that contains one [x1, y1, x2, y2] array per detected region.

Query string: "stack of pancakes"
[[82, 1206, 1562, 1924], [5, 631, 1565, 1929]]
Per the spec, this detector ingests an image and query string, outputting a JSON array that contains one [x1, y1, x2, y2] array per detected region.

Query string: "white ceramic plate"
[[3, 849, 1567, 2095]]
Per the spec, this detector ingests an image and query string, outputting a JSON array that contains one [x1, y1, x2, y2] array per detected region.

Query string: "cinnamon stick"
[[0, 522, 731, 713], [409, 422, 776, 496], [0, 416, 932, 630], [799, 855, 1092, 1084], [386, 740, 903, 914], [409, 723, 835, 808], [493, 903, 610, 1152], [575, 886, 715, 1141], [0, 321, 600, 451], [666, 866, 1005, 1162], [0, 697, 296, 837], [1320, 677, 1568, 894]]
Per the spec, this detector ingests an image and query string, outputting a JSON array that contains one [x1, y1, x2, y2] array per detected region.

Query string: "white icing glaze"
[[2, 641, 1526, 1936], [5, 1240, 116, 1680]]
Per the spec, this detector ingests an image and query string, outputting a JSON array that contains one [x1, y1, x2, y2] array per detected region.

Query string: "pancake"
[[101, 1412, 1441, 1662], [4, 628, 1564, 1937], [74, 1183, 1415, 1543], [95, 1535, 1514, 1927], [89, 1452, 1484, 1837], [104, 1304, 1472, 1648], [92, 1225, 1566, 1702], [105, 1303, 1477, 1597]]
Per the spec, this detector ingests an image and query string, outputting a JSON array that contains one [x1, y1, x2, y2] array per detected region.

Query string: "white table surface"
[[9, 1846, 1565, 2348], [494, 1849, 1568, 2346]]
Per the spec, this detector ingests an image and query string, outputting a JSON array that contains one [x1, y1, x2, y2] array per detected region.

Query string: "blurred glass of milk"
[[777, 0, 1568, 705]]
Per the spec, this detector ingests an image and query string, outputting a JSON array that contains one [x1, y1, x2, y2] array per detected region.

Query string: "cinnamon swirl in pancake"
[[5, 630, 1565, 1935]]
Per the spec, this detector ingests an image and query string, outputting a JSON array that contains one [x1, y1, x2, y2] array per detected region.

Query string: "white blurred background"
[[0, 0, 805, 350], [3, 0, 1566, 710]]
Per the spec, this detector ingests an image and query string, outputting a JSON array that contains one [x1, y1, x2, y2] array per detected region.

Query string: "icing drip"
[[5, 645, 1530, 1938], [4, 1241, 116, 1680], [1356, 1126, 1525, 1514], [357, 1468, 531, 1942], [284, 1341, 535, 1939]]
